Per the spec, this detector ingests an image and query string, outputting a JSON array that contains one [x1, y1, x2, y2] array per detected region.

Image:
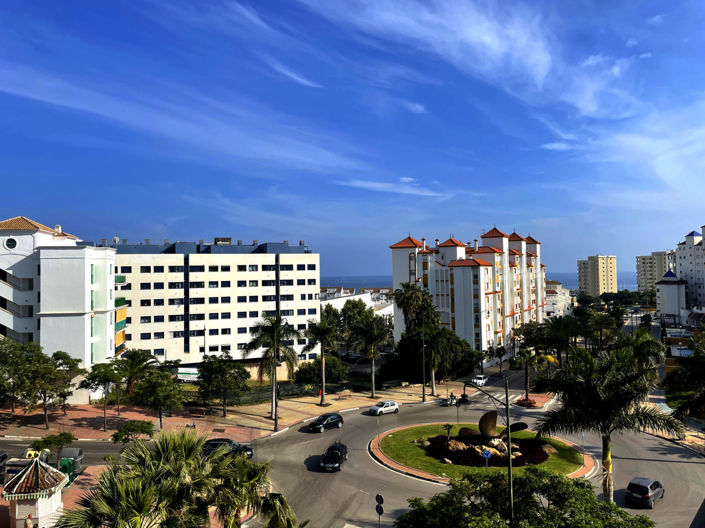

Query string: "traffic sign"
[[482, 450, 492, 459], [376, 504, 384, 516], [376, 494, 384, 505]]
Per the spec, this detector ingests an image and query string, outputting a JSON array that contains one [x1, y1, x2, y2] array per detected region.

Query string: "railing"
[[115, 320, 127, 331], [115, 342, 126, 355], [0, 269, 33, 291], [115, 297, 127, 307], [115, 275, 126, 283]]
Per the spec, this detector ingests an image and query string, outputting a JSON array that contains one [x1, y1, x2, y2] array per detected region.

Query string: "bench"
[[336, 390, 352, 400], [187, 407, 208, 417]]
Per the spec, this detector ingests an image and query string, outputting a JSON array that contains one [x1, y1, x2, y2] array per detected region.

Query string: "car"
[[319, 442, 348, 471], [307, 413, 344, 433], [472, 374, 488, 387], [625, 477, 664, 508], [369, 401, 399, 416], [203, 438, 253, 459]]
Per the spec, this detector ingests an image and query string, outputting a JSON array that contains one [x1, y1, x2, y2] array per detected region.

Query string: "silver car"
[[369, 401, 399, 416]]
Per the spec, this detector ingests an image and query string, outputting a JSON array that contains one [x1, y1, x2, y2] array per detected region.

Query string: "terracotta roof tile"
[[467, 246, 503, 254], [525, 235, 540, 244], [546, 289, 558, 295], [449, 258, 492, 267], [389, 236, 422, 249], [508, 232, 526, 241], [508, 249, 522, 255], [480, 227, 509, 239], [526, 251, 537, 257], [0, 216, 77, 239], [3, 458, 67, 497], [438, 237, 465, 247]]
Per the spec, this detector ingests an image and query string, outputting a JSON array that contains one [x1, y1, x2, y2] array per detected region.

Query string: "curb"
[[644, 430, 705, 459]]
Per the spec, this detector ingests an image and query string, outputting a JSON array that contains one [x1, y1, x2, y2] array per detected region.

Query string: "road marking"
[[270, 427, 289, 437], [343, 524, 363, 528], [340, 407, 360, 413], [357, 489, 370, 495]]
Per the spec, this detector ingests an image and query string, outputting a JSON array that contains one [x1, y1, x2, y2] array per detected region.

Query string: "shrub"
[[294, 354, 348, 384]]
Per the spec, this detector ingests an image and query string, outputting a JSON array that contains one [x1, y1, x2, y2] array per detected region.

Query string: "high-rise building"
[[103, 238, 320, 364], [577, 255, 617, 297], [636, 251, 675, 292], [674, 229, 705, 308], [391, 228, 546, 354], [0, 216, 116, 366]]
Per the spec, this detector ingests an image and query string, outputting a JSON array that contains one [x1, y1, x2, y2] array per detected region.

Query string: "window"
[[141, 333, 151, 340], [221, 265, 230, 272], [297, 324, 306, 330], [237, 296, 247, 302], [169, 315, 185, 322], [300, 294, 306, 300], [298, 353, 306, 360], [263, 280, 276, 287], [209, 265, 219, 272], [109, 264, 112, 275], [209, 281, 218, 288], [140, 266, 151, 273], [221, 281, 230, 287], [168, 266, 185, 272], [249, 280, 258, 287], [297, 309, 306, 315], [238, 327, 247, 334], [280, 280, 293, 286], [189, 314, 205, 321], [263, 310, 276, 317], [140, 316, 151, 323], [209, 329, 219, 336], [189, 298, 205, 305], [190, 330, 205, 337], [221, 296, 231, 303], [308, 308, 317, 315], [126, 334, 132, 341], [154, 266, 164, 273], [140, 283, 151, 290], [282, 309, 294, 316], [298, 339, 306, 345], [237, 265, 246, 272], [221, 312, 231, 319], [120, 266, 132, 273], [297, 279, 305, 285], [154, 299, 165, 306], [126, 317, 132, 323], [249, 310, 258, 317], [209, 345, 219, 352], [189, 265, 205, 272], [209, 297, 219, 304], [222, 345, 231, 352], [169, 282, 184, 289], [248, 265, 258, 272], [154, 282, 164, 289], [307, 279, 316, 285], [263, 264, 276, 271], [237, 280, 247, 287], [90, 264, 94, 284], [308, 264, 316, 270], [237, 311, 247, 318], [221, 328, 231, 335], [189, 281, 204, 288], [263, 295, 276, 302], [297, 264, 306, 270], [237, 343, 246, 350], [154, 332, 164, 339], [154, 348, 165, 356], [172, 331, 184, 338], [209, 313, 219, 320], [308, 353, 317, 360], [154, 315, 164, 322], [140, 299, 151, 307], [248, 295, 258, 302], [281, 294, 294, 301], [280, 264, 293, 271]]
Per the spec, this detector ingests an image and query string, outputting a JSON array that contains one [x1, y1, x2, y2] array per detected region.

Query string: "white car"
[[472, 374, 488, 387], [369, 400, 399, 416]]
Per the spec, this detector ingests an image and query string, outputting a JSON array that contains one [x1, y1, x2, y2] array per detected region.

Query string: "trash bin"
[[59, 458, 75, 484]]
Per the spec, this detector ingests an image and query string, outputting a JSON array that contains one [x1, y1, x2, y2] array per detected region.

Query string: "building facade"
[[674, 229, 705, 308], [655, 270, 687, 321], [0, 216, 116, 366], [104, 238, 320, 364], [545, 280, 572, 317], [577, 255, 617, 297], [636, 250, 675, 292], [391, 228, 547, 353]]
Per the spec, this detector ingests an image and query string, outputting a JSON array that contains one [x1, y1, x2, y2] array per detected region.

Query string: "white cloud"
[[399, 177, 416, 183], [401, 100, 426, 114], [541, 142, 574, 151], [337, 178, 444, 196], [582, 54, 609, 67], [647, 14, 663, 25], [625, 38, 638, 48], [263, 57, 322, 88], [639, 53, 652, 59]]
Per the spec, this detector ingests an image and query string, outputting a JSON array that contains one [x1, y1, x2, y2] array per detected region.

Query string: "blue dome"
[[686, 231, 701, 237]]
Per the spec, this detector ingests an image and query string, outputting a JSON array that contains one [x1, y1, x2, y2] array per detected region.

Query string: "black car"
[[203, 438, 253, 459], [307, 413, 344, 433], [320, 442, 348, 471], [626, 477, 664, 508]]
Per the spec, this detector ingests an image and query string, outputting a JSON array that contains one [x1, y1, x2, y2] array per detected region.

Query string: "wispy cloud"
[[647, 14, 663, 25], [262, 56, 322, 88], [401, 100, 426, 114], [625, 38, 638, 48], [639, 53, 652, 59], [337, 178, 444, 196], [541, 142, 575, 151], [582, 54, 609, 67]]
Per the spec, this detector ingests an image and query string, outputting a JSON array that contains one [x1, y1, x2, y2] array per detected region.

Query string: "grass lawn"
[[379, 424, 583, 480]]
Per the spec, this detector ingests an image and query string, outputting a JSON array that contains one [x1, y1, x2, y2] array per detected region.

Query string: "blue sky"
[[2, 1, 704, 275]]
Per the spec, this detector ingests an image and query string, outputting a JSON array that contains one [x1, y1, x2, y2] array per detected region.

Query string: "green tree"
[[590, 312, 616, 351], [197, 353, 250, 417], [340, 299, 369, 352], [662, 329, 705, 419], [133, 369, 184, 429], [31, 432, 77, 467], [116, 349, 158, 394], [544, 315, 571, 365], [0, 340, 30, 413], [640, 313, 653, 328], [79, 363, 121, 432], [294, 354, 348, 385], [303, 317, 341, 405], [487, 345, 506, 375], [24, 349, 83, 429], [392, 282, 440, 333], [351, 310, 392, 398], [245, 314, 301, 420], [535, 348, 683, 503], [394, 466, 655, 528], [111, 420, 155, 445]]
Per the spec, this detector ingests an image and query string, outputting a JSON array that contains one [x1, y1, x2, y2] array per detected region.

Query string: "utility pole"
[[421, 312, 426, 403]]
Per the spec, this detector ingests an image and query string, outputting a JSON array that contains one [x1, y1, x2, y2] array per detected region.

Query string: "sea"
[[322, 271, 638, 292]]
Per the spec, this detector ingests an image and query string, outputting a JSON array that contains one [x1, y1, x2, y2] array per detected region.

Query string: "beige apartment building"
[[636, 250, 675, 292], [577, 255, 617, 297]]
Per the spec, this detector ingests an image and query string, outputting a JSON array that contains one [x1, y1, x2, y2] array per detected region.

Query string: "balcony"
[[115, 275, 126, 283], [115, 320, 127, 331], [115, 297, 127, 307]]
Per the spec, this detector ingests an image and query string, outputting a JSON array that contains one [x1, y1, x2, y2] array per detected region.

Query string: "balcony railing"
[[115, 275, 126, 283], [115, 297, 127, 307], [115, 320, 127, 331]]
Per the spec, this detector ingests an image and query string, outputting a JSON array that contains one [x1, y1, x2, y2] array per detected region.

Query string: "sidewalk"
[[648, 390, 705, 457]]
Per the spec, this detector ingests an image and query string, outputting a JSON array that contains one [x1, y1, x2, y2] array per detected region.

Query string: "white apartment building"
[[391, 228, 546, 355], [0, 216, 116, 366], [656, 270, 687, 322], [108, 238, 321, 365], [545, 280, 572, 317], [674, 229, 705, 308], [577, 255, 617, 297], [636, 251, 675, 292]]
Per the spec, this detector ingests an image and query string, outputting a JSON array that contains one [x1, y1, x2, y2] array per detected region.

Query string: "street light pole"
[[421, 318, 426, 403]]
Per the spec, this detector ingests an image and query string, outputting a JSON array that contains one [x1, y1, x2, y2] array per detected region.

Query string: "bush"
[[294, 354, 348, 384]]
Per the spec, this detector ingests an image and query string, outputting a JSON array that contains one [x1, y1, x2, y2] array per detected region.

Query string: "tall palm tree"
[[351, 312, 393, 398], [260, 493, 310, 528], [615, 327, 665, 366], [116, 349, 158, 394], [392, 282, 425, 333], [535, 348, 684, 503], [213, 454, 271, 528], [245, 314, 301, 419], [303, 318, 340, 405], [589, 312, 616, 352]]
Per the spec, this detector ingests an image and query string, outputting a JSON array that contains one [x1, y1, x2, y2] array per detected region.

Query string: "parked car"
[[307, 413, 344, 433], [626, 477, 664, 508], [369, 401, 399, 416], [319, 442, 348, 471], [203, 438, 253, 459], [472, 374, 488, 387]]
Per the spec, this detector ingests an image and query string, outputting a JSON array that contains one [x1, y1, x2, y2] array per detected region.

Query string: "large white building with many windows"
[[0, 216, 117, 367], [391, 228, 547, 354], [104, 238, 320, 365]]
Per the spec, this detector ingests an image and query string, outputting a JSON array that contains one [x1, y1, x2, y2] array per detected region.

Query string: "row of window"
[[136, 294, 318, 306], [134, 279, 317, 291], [129, 308, 317, 325], [120, 264, 317, 274], [129, 331, 309, 341], [145, 347, 319, 357]]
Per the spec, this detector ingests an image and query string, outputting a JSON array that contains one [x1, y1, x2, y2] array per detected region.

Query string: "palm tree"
[[213, 454, 271, 528], [351, 312, 392, 398], [303, 318, 340, 405], [535, 348, 684, 503], [427, 327, 453, 396], [260, 493, 309, 528], [245, 314, 301, 419], [614, 327, 665, 366], [392, 282, 425, 333], [515, 346, 555, 402], [663, 330, 705, 419], [589, 312, 616, 352], [545, 316, 571, 365], [116, 349, 158, 394]]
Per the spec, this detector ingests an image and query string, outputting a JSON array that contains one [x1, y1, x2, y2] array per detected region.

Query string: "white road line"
[[270, 427, 290, 437], [340, 407, 360, 413]]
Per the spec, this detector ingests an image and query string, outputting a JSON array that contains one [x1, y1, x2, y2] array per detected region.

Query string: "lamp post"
[[421, 317, 426, 403]]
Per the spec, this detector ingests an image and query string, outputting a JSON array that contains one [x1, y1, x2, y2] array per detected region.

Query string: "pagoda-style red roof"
[[508, 232, 526, 241], [525, 235, 541, 244], [389, 236, 423, 249], [2, 458, 68, 501], [481, 227, 509, 239], [438, 237, 465, 247]]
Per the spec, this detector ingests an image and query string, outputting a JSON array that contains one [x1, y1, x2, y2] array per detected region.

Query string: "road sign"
[[376, 504, 384, 516], [376, 494, 384, 505], [375, 494, 384, 528], [482, 450, 492, 459]]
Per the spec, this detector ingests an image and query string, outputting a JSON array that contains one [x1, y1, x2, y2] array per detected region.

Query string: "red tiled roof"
[[509, 263, 517, 267], [467, 246, 503, 254], [449, 258, 492, 267], [481, 227, 509, 239], [439, 237, 465, 247], [526, 251, 537, 257], [418, 248, 438, 254], [3, 458, 68, 499], [508, 249, 522, 255], [390, 236, 423, 249], [508, 232, 526, 241], [525, 235, 540, 244], [545, 280, 561, 284], [0, 216, 77, 239], [541, 264, 546, 267], [546, 289, 558, 295]]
